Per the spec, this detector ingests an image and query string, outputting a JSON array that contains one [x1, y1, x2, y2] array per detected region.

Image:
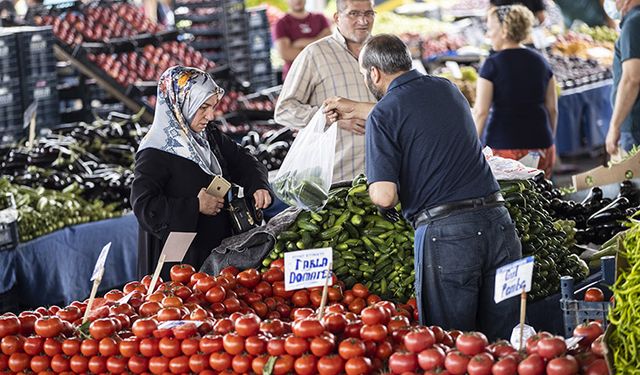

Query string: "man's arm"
[[369, 181, 399, 209], [274, 37, 304, 63], [324, 97, 376, 121], [291, 27, 332, 49], [606, 58, 640, 155], [274, 49, 318, 127]]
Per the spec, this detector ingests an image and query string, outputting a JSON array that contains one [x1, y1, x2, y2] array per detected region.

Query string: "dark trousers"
[[413, 205, 522, 341]]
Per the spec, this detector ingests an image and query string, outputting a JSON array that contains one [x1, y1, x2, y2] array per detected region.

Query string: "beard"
[[365, 71, 384, 101]]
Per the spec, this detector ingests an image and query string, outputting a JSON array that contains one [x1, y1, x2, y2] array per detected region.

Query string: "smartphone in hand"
[[206, 176, 231, 198]]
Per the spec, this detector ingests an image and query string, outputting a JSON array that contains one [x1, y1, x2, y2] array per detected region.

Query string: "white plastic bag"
[[483, 147, 543, 181], [273, 108, 337, 211]]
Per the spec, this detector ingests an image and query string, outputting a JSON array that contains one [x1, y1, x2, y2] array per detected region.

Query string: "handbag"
[[227, 185, 263, 235]]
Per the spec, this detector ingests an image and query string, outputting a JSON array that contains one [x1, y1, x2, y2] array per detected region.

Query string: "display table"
[[0, 213, 138, 310], [556, 81, 613, 156]]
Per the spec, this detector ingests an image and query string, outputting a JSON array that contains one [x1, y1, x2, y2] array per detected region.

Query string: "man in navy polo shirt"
[[324, 34, 522, 340]]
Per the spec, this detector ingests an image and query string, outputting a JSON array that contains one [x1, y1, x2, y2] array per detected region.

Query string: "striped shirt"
[[274, 29, 376, 183]]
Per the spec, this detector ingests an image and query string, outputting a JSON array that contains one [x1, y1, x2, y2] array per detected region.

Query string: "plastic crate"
[[247, 7, 269, 30], [0, 33, 18, 76], [248, 30, 271, 54], [21, 73, 58, 104], [0, 221, 19, 252], [227, 45, 250, 62], [14, 27, 57, 78], [0, 81, 23, 130], [560, 256, 616, 338], [191, 37, 226, 50]]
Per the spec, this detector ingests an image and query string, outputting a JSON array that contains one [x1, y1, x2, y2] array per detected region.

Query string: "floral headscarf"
[[138, 66, 225, 176]]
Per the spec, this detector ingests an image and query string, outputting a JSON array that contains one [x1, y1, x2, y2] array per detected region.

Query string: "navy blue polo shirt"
[[365, 70, 499, 222], [612, 5, 640, 136]]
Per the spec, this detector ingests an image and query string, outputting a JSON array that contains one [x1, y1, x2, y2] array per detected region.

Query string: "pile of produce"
[[435, 65, 479, 106], [0, 179, 122, 242], [608, 218, 640, 373], [574, 25, 618, 44], [240, 128, 295, 171], [0, 263, 610, 374], [540, 180, 638, 245], [500, 179, 589, 301], [545, 53, 612, 90], [372, 12, 451, 37], [0, 112, 148, 211], [267, 177, 416, 302]]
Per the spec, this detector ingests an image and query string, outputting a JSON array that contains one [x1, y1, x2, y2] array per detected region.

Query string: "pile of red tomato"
[[0, 262, 610, 374]]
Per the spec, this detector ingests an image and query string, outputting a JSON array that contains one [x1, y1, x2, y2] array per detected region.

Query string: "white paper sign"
[[284, 248, 333, 291], [494, 256, 534, 303], [91, 242, 112, 281], [157, 320, 204, 329], [162, 232, 197, 262], [117, 291, 136, 305]]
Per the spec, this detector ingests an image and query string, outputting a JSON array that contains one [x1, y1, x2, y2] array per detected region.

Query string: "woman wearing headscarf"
[[132, 66, 273, 279]]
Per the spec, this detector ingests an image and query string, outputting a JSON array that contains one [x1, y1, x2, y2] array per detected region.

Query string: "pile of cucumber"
[[264, 175, 416, 302], [273, 168, 329, 211], [501, 179, 589, 300]]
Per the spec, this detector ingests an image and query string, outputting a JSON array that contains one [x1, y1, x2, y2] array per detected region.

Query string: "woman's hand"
[[253, 189, 272, 209], [197, 188, 225, 216]]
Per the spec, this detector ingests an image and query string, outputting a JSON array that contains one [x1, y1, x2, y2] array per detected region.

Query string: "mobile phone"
[[206, 176, 231, 198]]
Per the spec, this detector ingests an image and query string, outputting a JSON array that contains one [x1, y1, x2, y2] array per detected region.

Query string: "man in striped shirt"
[[274, 0, 377, 183]]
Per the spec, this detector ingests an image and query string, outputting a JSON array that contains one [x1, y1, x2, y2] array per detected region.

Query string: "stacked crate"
[[0, 32, 24, 142], [246, 7, 274, 90], [175, 1, 227, 64], [16, 26, 59, 130]]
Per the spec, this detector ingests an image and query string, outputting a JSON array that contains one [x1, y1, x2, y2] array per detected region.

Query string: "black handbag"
[[227, 185, 263, 235]]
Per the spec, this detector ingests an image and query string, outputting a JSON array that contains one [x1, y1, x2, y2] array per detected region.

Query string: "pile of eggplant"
[[239, 127, 295, 171], [0, 111, 147, 211], [539, 179, 639, 245]]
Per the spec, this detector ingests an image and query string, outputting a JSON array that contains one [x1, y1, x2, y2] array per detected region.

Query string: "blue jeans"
[[619, 131, 638, 153], [413, 205, 522, 341]]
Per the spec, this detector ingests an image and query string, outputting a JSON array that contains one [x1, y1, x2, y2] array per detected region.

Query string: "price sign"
[[91, 242, 112, 281], [158, 320, 203, 329], [147, 232, 196, 295], [494, 256, 534, 303], [284, 248, 333, 291]]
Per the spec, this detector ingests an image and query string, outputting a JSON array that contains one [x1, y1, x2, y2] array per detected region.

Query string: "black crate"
[[227, 45, 250, 62], [0, 221, 18, 252], [191, 37, 226, 50], [250, 76, 276, 91], [250, 59, 271, 77], [21, 73, 58, 104], [0, 81, 23, 130], [248, 30, 271, 54], [0, 33, 18, 77], [14, 27, 57, 78], [250, 49, 270, 62], [247, 7, 269, 30]]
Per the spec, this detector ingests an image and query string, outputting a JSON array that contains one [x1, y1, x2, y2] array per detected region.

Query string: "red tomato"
[[360, 324, 388, 342], [585, 359, 609, 375], [318, 354, 344, 375], [404, 327, 436, 353], [322, 313, 348, 334], [488, 340, 517, 358], [389, 351, 418, 374], [467, 352, 494, 375], [214, 318, 234, 334], [156, 307, 182, 321], [345, 356, 372, 375], [518, 353, 546, 375], [573, 322, 603, 345], [148, 356, 169, 374], [232, 353, 254, 373], [351, 283, 369, 298], [187, 353, 208, 373], [56, 306, 81, 322], [273, 354, 295, 375], [223, 332, 245, 355], [119, 337, 140, 357], [0, 315, 21, 339], [89, 318, 116, 340], [456, 332, 488, 356], [23, 336, 44, 355], [293, 318, 325, 338], [361, 306, 386, 325], [584, 288, 604, 302], [267, 337, 286, 356], [98, 337, 119, 356], [128, 355, 149, 374], [525, 332, 553, 355], [34, 316, 63, 338], [445, 351, 471, 375], [252, 354, 270, 374], [244, 335, 266, 356], [339, 338, 366, 360], [169, 264, 196, 283], [344, 321, 364, 339], [8, 352, 30, 372], [294, 354, 318, 375], [17, 313, 37, 336], [237, 269, 261, 288], [199, 335, 223, 354], [492, 356, 518, 375], [376, 340, 393, 360], [88, 355, 107, 374], [235, 313, 261, 337], [209, 351, 232, 371], [311, 336, 335, 357], [291, 290, 310, 307], [418, 346, 446, 370], [158, 337, 181, 358], [168, 355, 189, 374], [591, 335, 605, 358], [205, 286, 227, 304], [80, 338, 99, 357], [546, 355, 579, 375], [132, 318, 158, 338], [106, 355, 127, 374], [260, 319, 285, 336], [30, 354, 51, 372], [50, 353, 70, 373], [139, 337, 160, 357], [537, 336, 567, 360], [284, 335, 309, 356]]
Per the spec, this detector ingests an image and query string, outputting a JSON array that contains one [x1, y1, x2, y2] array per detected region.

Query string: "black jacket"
[[131, 126, 271, 279]]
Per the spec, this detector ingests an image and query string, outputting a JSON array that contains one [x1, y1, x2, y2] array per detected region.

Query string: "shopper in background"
[[272, 0, 331, 81], [131, 66, 272, 279], [490, 0, 546, 23], [274, 0, 377, 183], [604, 0, 640, 156], [324, 34, 521, 340], [553, 0, 616, 28], [473, 5, 558, 176]]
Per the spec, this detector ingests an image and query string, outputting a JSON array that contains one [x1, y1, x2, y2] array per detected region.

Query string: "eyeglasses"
[[343, 10, 376, 19]]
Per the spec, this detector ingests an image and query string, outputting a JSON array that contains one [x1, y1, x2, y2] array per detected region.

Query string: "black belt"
[[412, 192, 504, 228]]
